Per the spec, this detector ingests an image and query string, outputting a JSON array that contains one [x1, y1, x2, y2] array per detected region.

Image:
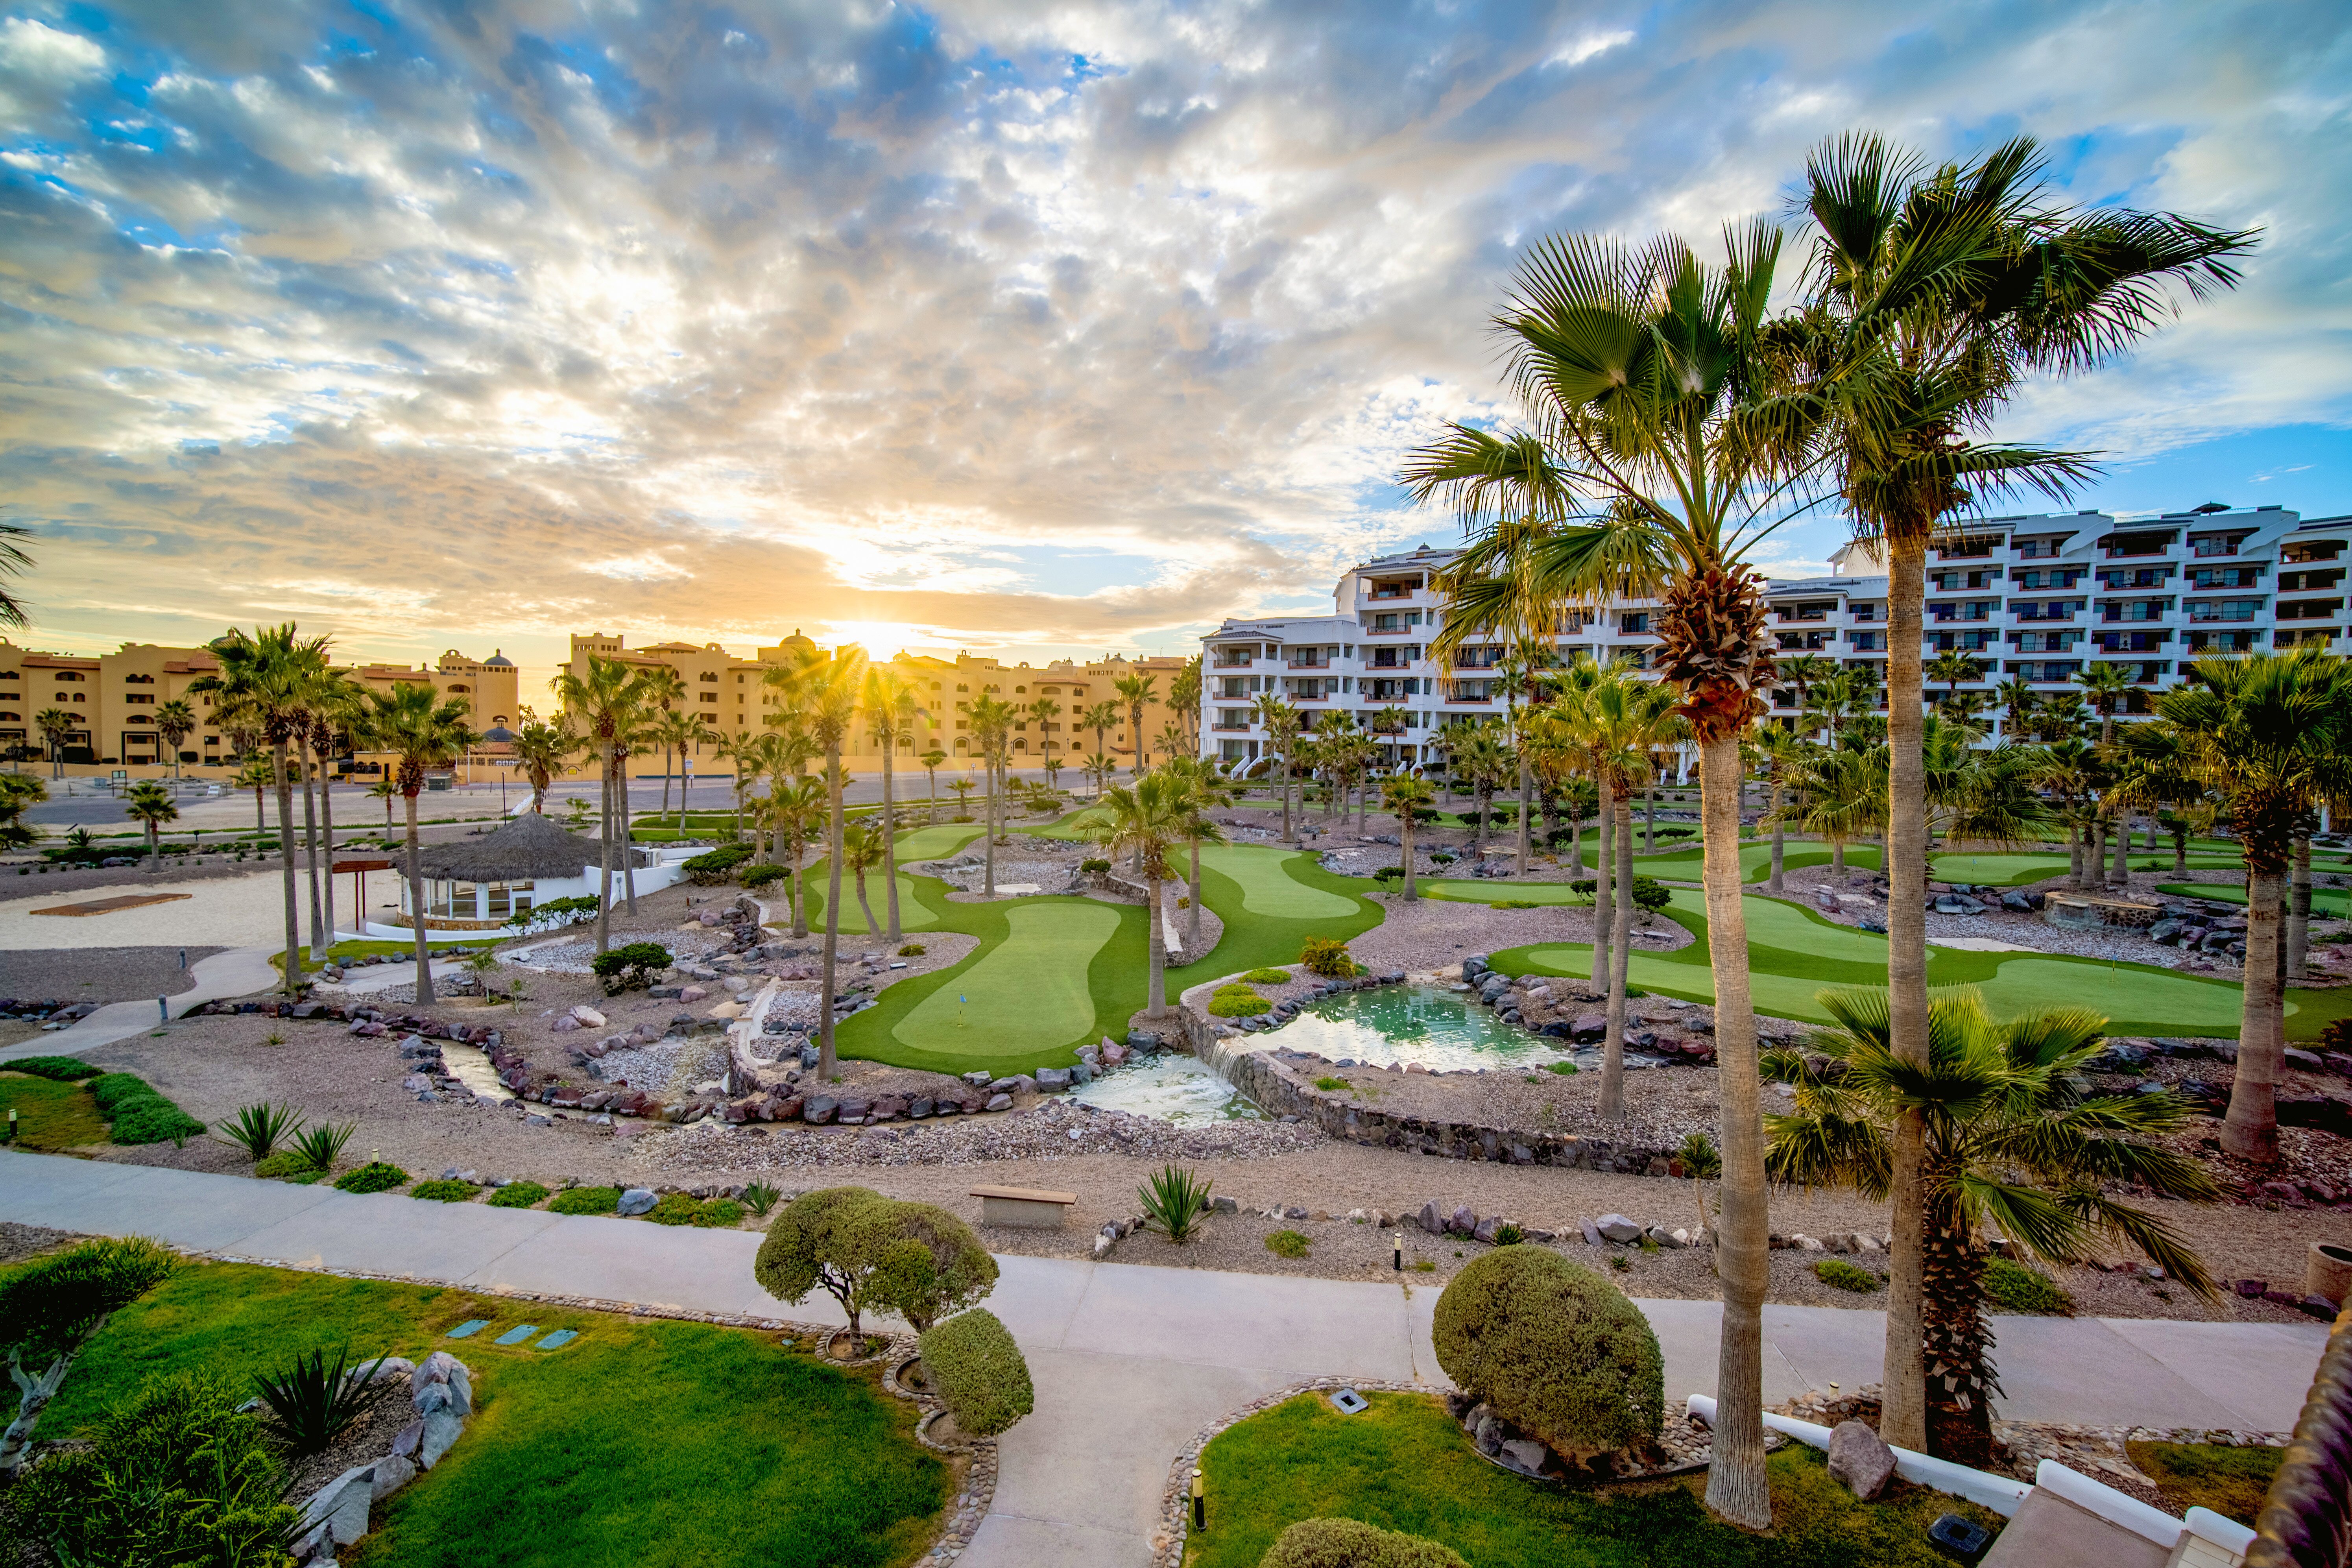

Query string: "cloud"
[[0, 0, 2346, 685]]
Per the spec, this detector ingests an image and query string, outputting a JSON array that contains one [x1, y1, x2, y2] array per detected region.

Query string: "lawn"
[[2125, 1438, 2284, 1527], [1629, 840, 1885, 884], [1164, 847, 1386, 994], [2159, 881, 2352, 918], [0, 1071, 109, 1150], [35, 1259, 949, 1568], [1184, 1390, 2002, 1568], [888, 901, 1126, 1061]]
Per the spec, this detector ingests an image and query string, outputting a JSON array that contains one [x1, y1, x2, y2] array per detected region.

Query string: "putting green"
[[1195, 845, 1361, 919], [891, 822, 986, 861], [888, 901, 1123, 1059], [2159, 881, 2352, 918], [794, 874, 940, 935], [1633, 840, 1884, 884], [1929, 851, 2243, 888], [1420, 879, 1591, 905]]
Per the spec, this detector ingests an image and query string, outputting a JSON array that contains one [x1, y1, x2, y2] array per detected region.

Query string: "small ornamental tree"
[[0, 1236, 177, 1476], [1431, 1248, 1663, 1467], [1259, 1518, 1469, 1568], [917, 1309, 1034, 1439], [862, 1201, 999, 1335], [592, 941, 672, 993], [757, 1188, 893, 1346]]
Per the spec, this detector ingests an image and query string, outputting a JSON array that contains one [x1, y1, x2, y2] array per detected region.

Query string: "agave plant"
[[1137, 1164, 1213, 1244], [742, 1182, 783, 1217], [253, 1345, 393, 1455], [216, 1101, 303, 1162], [290, 1119, 356, 1175]]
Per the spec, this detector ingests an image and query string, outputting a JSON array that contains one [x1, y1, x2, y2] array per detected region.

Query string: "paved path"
[[0, 1150, 2327, 1567], [0, 948, 280, 1062]]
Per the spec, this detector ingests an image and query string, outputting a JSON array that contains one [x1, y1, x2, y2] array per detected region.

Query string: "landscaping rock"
[[1034, 1067, 1073, 1093], [299, 1466, 374, 1547], [369, 1455, 417, 1502], [1595, 1213, 1643, 1243], [1499, 1438, 1550, 1477], [615, 1188, 657, 1216], [1827, 1419, 1896, 1500], [1418, 1199, 1448, 1235], [985, 1093, 1012, 1112], [418, 1406, 464, 1470]]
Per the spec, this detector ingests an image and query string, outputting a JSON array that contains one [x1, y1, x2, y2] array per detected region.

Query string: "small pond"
[[1070, 1051, 1263, 1122], [1270, 983, 1580, 1074]]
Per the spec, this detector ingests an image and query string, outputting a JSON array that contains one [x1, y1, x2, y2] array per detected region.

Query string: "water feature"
[[1270, 983, 1579, 1073], [1070, 1051, 1263, 1122]]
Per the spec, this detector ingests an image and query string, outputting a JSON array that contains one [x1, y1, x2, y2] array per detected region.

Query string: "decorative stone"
[[1595, 1213, 1643, 1243], [369, 1454, 417, 1502], [1827, 1419, 1896, 1500], [570, 1005, 606, 1027], [418, 1406, 465, 1470], [299, 1466, 375, 1547], [616, 1188, 657, 1216], [1499, 1438, 1549, 1476]]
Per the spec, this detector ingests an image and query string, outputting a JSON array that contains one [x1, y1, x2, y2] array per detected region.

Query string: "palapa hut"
[[400, 812, 650, 929]]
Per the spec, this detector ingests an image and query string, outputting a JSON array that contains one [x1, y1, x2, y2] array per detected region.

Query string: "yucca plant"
[[253, 1345, 393, 1456], [742, 1182, 783, 1217], [216, 1101, 303, 1162], [290, 1120, 355, 1175], [1137, 1165, 1213, 1244]]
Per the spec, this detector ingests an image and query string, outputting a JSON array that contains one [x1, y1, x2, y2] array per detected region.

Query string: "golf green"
[[886, 901, 1125, 1062], [890, 822, 986, 862], [2158, 881, 2352, 918], [1420, 879, 1591, 905], [794, 874, 940, 935], [1629, 840, 1885, 885], [1195, 845, 1362, 918]]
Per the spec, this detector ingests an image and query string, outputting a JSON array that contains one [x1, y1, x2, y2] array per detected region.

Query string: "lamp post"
[[480, 723, 516, 818]]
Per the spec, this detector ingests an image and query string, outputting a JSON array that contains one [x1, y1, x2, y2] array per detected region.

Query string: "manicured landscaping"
[[1184, 1390, 2002, 1568], [2159, 880, 2352, 917], [2125, 1438, 2285, 1527], [31, 1260, 952, 1568], [0, 1069, 111, 1150]]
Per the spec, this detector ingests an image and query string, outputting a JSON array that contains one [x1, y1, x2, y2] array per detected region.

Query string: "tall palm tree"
[[1779, 653, 1837, 739], [1382, 774, 1436, 898], [769, 645, 867, 1080], [1926, 650, 1982, 715], [1163, 754, 1235, 946], [361, 682, 474, 1002], [1080, 701, 1122, 796], [648, 709, 713, 834], [1751, 725, 1810, 892], [196, 625, 333, 995], [1252, 694, 1302, 840], [154, 699, 196, 780], [34, 708, 76, 779], [1399, 222, 1827, 1527], [840, 820, 885, 935], [968, 695, 1018, 898], [2147, 648, 2352, 1162], [1449, 726, 1514, 858], [1786, 131, 2253, 1453], [1168, 654, 1204, 756], [1993, 676, 2038, 743], [123, 780, 177, 870], [763, 774, 826, 938], [549, 655, 662, 955], [1113, 672, 1158, 776], [1071, 773, 1202, 1018], [2075, 663, 2140, 886], [1589, 675, 1686, 1121], [1765, 988, 2215, 1461], [0, 521, 31, 629], [864, 668, 924, 942], [301, 674, 367, 955], [918, 747, 946, 824], [508, 713, 578, 816]]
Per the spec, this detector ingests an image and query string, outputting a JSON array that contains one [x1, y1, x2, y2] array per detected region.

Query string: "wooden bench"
[[971, 1185, 1078, 1230]]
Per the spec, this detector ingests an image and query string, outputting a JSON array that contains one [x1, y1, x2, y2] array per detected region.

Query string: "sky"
[[2, 0, 2348, 689]]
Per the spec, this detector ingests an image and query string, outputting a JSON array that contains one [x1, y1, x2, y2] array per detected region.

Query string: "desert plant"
[[1814, 1258, 1884, 1293], [1241, 967, 1292, 984], [290, 1120, 356, 1174], [251, 1343, 394, 1455], [1677, 1130, 1721, 1239], [592, 941, 673, 993], [487, 1181, 551, 1209], [216, 1101, 303, 1162], [332, 1160, 408, 1194], [1298, 937, 1355, 977], [1982, 1257, 2075, 1316], [1265, 1230, 1312, 1259], [897, 943, 926, 957], [683, 842, 756, 884], [1258, 1517, 1469, 1568], [410, 1179, 476, 1202], [1431, 1247, 1664, 1467], [742, 1182, 783, 1216], [1137, 1164, 1213, 1243], [253, 1150, 315, 1181], [550, 1185, 621, 1215], [917, 1308, 1034, 1439], [0, 1236, 177, 1477], [1492, 1223, 1525, 1247], [1209, 988, 1272, 1018]]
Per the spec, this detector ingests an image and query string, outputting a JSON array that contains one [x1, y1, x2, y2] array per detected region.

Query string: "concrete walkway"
[[0, 947, 281, 1062], [0, 1150, 2327, 1567]]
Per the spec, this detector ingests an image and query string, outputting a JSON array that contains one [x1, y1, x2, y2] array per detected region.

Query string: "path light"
[[1394, 1230, 1403, 1271], [6, 1108, 15, 1143], [1190, 1468, 1205, 1531]]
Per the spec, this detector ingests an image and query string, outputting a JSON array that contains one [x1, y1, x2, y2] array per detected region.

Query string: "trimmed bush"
[[592, 941, 673, 992], [332, 1161, 409, 1195], [410, 1180, 478, 1203], [1209, 990, 1272, 1018], [759, 1188, 997, 1342], [918, 1308, 1034, 1439], [1299, 937, 1355, 977], [683, 844, 755, 885], [85, 1072, 205, 1145], [1983, 1256, 2073, 1316], [487, 1180, 551, 1209], [739, 862, 789, 889], [1080, 857, 1111, 874], [4, 1056, 103, 1082], [1372, 865, 1406, 883], [1430, 1247, 1663, 1465], [1258, 1517, 1468, 1568], [253, 1150, 312, 1180], [1628, 875, 1671, 914], [1241, 967, 1292, 984], [1813, 1258, 1883, 1293], [550, 1185, 622, 1215]]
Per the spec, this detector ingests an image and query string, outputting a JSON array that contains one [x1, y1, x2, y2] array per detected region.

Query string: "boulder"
[[418, 1405, 465, 1470], [298, 1465, 375, 1547], [369, 1454, 417, 1502], [550, 1015, 581, 1033], [1594, 1213, 1643, 1243], [1449, 1205, 1477, 1237], [615, 1188, 657, 1216], [1826, 1419, 1896, 1501], [805, 1095, 839, 1125], [570, 1005, 606, 1027], [1571, 1012, 1606, 1041], [1034, 1067, 1074, 1093], [1418, 1199, 1449, 1235], [1498, 1438, 1550, 1477], [985, 1093, 1013, 1112]]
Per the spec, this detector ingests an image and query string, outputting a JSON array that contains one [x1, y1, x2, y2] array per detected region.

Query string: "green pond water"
[[1275, 984, 1578, 1072]]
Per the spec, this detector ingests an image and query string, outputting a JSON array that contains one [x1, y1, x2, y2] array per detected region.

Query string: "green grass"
[[0, 1071, 111, 1150], [2125, 1439, 2285, 1527], [24, 1260, 947, 1568], [1487, 886, 2352, 1039], [2158, 881, 2352, 918], [1265, 1230, 1313, 1258], [884, 900, 1129, 1065], [1183, 1390, 2003, 1568], [1194, 844, 1362, 918]]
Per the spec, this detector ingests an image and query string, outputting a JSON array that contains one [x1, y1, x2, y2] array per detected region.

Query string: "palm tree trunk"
[[1402, 813, 1418, 901], [1515, 756, 1532, 871], [274, 741, 300, 995], [255, 785, 266, 836], [1591, 776, 1614, 994], [984, 754, 998, 898], [2172, 822, 2188, 876], [1920, 1188, 1997, 1465], [2288, 835, 2311, 980], [2224, 862, 2287, 1162], [1146, 872, 1167, 1017], [882, 740, 901, 943], [405, 790, 433, 1002], [818, 744, 846, 1080], [1279, 755, 1293, 841], [854, 868, 877, 935], [1879, 535, 1933, 1456], [1643, 787, 1656, 853], [620, 760, 639, 914], [1831, 837, 1845, 878], [319, 746, 338, 942], [1566, 785, 1584, 877], [147, 820, 159, 869], [594, 742, 614, 955], [1599, 798, 1633, 1121], [1188, 837, 1202, 946], [1767, 779, 1786, 894], [300, 753, 325, 959]]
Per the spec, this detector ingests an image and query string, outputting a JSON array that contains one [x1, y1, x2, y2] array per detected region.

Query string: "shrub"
[[1628, 875, 1671, 914], [333, 1161, 408, 1194], [1490, 898, 1537, 910], [742, 1181, 783, 1216], [694, 1199, 746, 1228], [1814, 1258, 1883, 1293], [4, 1056, 103, 1082], [254, 1150, 313, 1180], [1431, 1247, 1664, 1465], [739, 862, 789, 889], [216, 1101, 302, 1161], [1314, 1076, 1349, 1092], [1258, 1517, 1469, 1568], [550, 1185, 621, 1215], [1209, 990, 1272, 1018], [1299, 937, 1355, 977], [1373, 865, 1406, 883], [3, 1370, 296, 1557], [1080, 856, 1111, 874], [487, 1181, 550, 1209], [1983, 1256, 2074, 1316], [108, 1097, 206, 1147], [0, 1237, 177, 1478], [593, 941, 673, 992], [1265, 1230, 1312, 1259], [918, 1308, 1034, 1439], [1492, 1223, 1525, 1247], [290, 1119, 356, 1174], [758, 1188, 998, 1343], [252, 1344, 395, 1455], [410, 1179, 477, 1202], [897, 944, 927, 957], [1241, 967, 1292, 984], [1543, 1060, 1579, 1076], [645, 1193, 704, 1226], [2321, 1018, 2352, 1053], [683, 844, 755, 885], [1137, 1165, 1213, 1243]]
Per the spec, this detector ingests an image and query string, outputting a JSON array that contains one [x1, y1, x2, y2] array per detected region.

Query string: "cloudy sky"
[[3, 1, 2347, 683]]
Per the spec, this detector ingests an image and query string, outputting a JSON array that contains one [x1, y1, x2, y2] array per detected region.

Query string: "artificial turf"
[[888, 901, 1126, 1060], [1182, 1389, 2004, 1568], [0, 1071, 110, 1151], [2158, 881, 2352, 918], [31, 1260, 946, 1568]]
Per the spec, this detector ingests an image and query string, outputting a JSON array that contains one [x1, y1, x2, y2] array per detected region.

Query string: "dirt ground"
[[0, 946, 227, 1003]]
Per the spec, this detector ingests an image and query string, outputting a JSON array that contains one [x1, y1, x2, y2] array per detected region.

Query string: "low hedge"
[[739, 862, 790, 889], [1209, 984, 1272, 1018], [487, 1181, 551, 1209], [86, 1071, 205, 1146], [683, 844, 755, 885], [1431, 1247, 1663, 1465], [550, 1185, 621, 1216], [1259, 1518, 1468, 1568], [919, 1308, 1034, 1439], [5, 1056, 104, 1082], [332, 1161, 409, 1195], [1814, 1258, 1883, 1293], [410, 1180, 478, 1203]]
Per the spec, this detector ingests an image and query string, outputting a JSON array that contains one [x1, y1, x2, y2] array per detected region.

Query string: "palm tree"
[[508, 713, 578, 815], [1787, 131, 2253, 1455], [648, 709, 713, 834], [840, 820, 885, 934], [549, 655, 662, 955], [34, 708, 76, 780], [1113, 672, 1158, 776], [1382, 775, 1437, 899], [1589, 674, 1686, 1121], [1079, 702, 1122, 796], [918, 748, 947, 824], [1993, 676, 2038, 743], [1926, 650, 1983, 715], [1251, 694, 1302, 840], [1041, 753, 1064, 795], [1071, 773, 1199, 1017], [0, 521, 31, 629], [2075, 663, 2140, 885], [968, 695, 1018, 898], [768, 645, 867, 1080], [1450, 726, 1513, 858], [301, 675, 367, 955], [764, 774, 826, 938], [196, 625, 333, 995], [123, 780, 177, 870], [361, 682, 474, 1002], [154, 699, 196, 779], [1752, 726, 1810, 892], [1168, 654, 1204, 756], [366, 775, 398, 834], [1781, 743, 1880, 879], [2147, 648, 2352, 1162], [1779, 654, 1837, 737], [864, 669, 923, 942], [1765, 988, 2216, 1462], [1399, 223, 1828, 1527], [1163, 754, 1235, 946]]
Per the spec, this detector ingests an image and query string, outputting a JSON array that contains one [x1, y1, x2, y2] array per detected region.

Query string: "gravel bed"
[[0, 1221, 80, 1267], [0, 945, 227, 1003]]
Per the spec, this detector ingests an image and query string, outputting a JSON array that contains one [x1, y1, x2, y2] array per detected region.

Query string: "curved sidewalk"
[[0, 1149, 2327, 1567], [0, 947, 281, 1062]]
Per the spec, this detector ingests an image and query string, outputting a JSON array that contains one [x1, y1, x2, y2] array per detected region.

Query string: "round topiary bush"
[[1431, 1248, 1663, 1466], [1257, 1517, 1468, 1568], [918, 1308, 1034, 1439], [487, 1181, 551, 1208], [332, 1161, 409, 1195]]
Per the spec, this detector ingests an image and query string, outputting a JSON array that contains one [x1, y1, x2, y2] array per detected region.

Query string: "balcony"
[[1362, 626, 1414, 636], [1285, 658, 1330, 671], [1365, 586, 1418, 602], [2186, 604, 2262, 624], [2010, 607, 2076, 624], [1776, 608, 1832, 623], [1210, 723, 1253, 732], [1930, 609, 1993, 623], [1211, 656, 1254, 670]]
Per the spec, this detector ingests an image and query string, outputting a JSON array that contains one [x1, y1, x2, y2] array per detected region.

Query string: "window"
[[699, 671, 718, 683], [2190, 534, 2250, 558], [447, 683, 469, 694], [2281, 541, 2343, 565], [1015, 686, 1026, 694], [2189, 565, 2262, 589], [53, 671, 83, 682], [2187, 599, 2263, 623], [2279, 569, 2346, 593], [957, 684, 968, 692], [1619, 613, 1648, 634], [124, 673, 153, 684], [2279, 599, 2344, 621], [700, 692, 718, 704]]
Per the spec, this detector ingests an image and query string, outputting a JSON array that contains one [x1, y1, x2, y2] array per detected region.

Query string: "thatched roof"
[[415, 811, 646, 881]]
